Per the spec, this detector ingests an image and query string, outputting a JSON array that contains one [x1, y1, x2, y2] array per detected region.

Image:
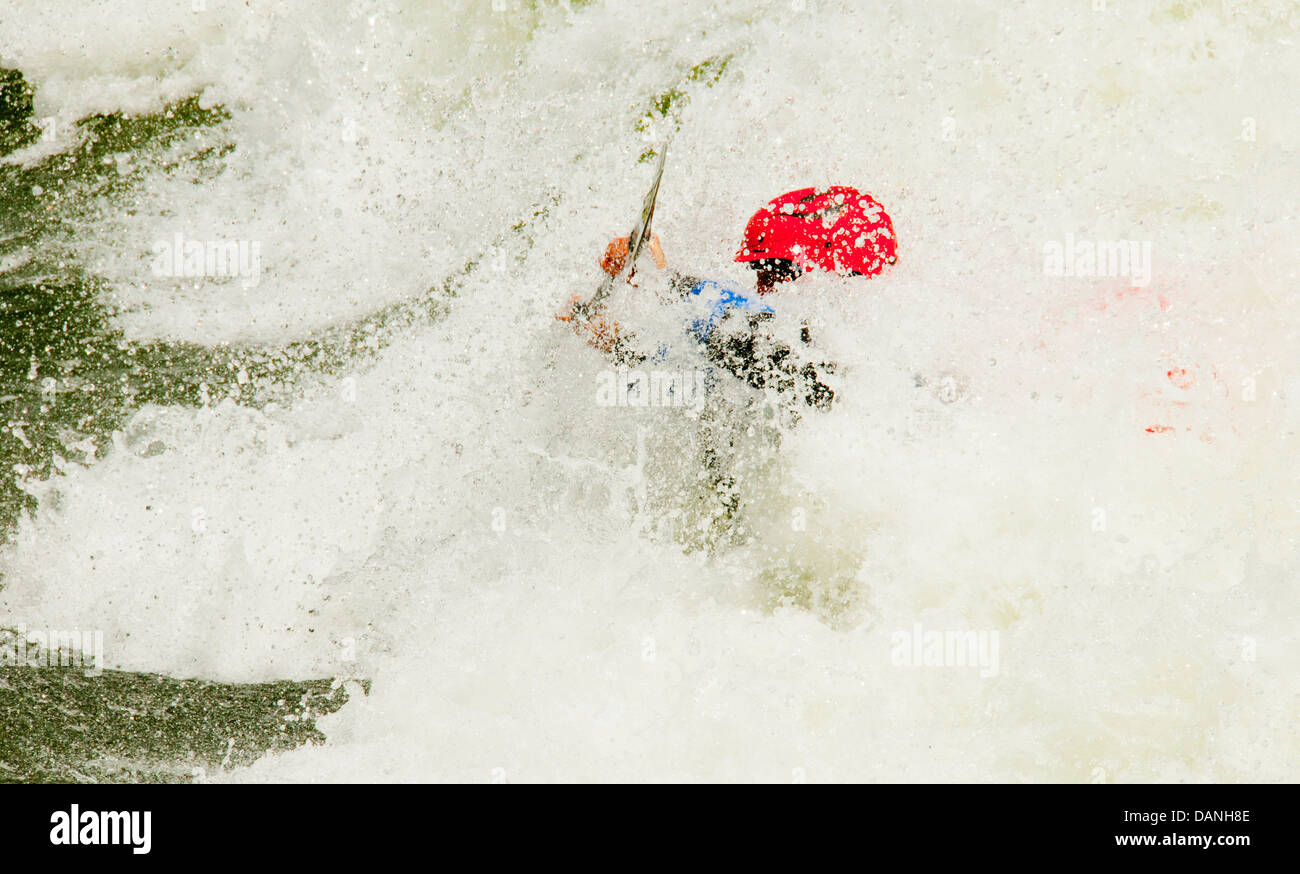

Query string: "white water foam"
[[1, 0, 1298, 781]]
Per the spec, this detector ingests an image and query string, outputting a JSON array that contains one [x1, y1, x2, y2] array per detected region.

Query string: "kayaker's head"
[[736, 185, 897, 292], [748, 258, 803, 295]]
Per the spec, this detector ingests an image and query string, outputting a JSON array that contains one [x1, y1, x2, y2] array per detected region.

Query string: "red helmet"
[[735, 186, 897, 277]]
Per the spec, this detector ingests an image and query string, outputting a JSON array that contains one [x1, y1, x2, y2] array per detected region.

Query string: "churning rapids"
[[1, 0, 1297, 782]]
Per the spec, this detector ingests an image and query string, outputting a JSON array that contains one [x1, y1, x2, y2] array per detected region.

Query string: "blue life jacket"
[[683, 279, 774, 342]]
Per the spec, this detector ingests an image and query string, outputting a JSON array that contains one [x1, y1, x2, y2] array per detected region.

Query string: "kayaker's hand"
[[600, 233, 666, 277], [556, 293, 585, 323], [556, 294, 624, 355]]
